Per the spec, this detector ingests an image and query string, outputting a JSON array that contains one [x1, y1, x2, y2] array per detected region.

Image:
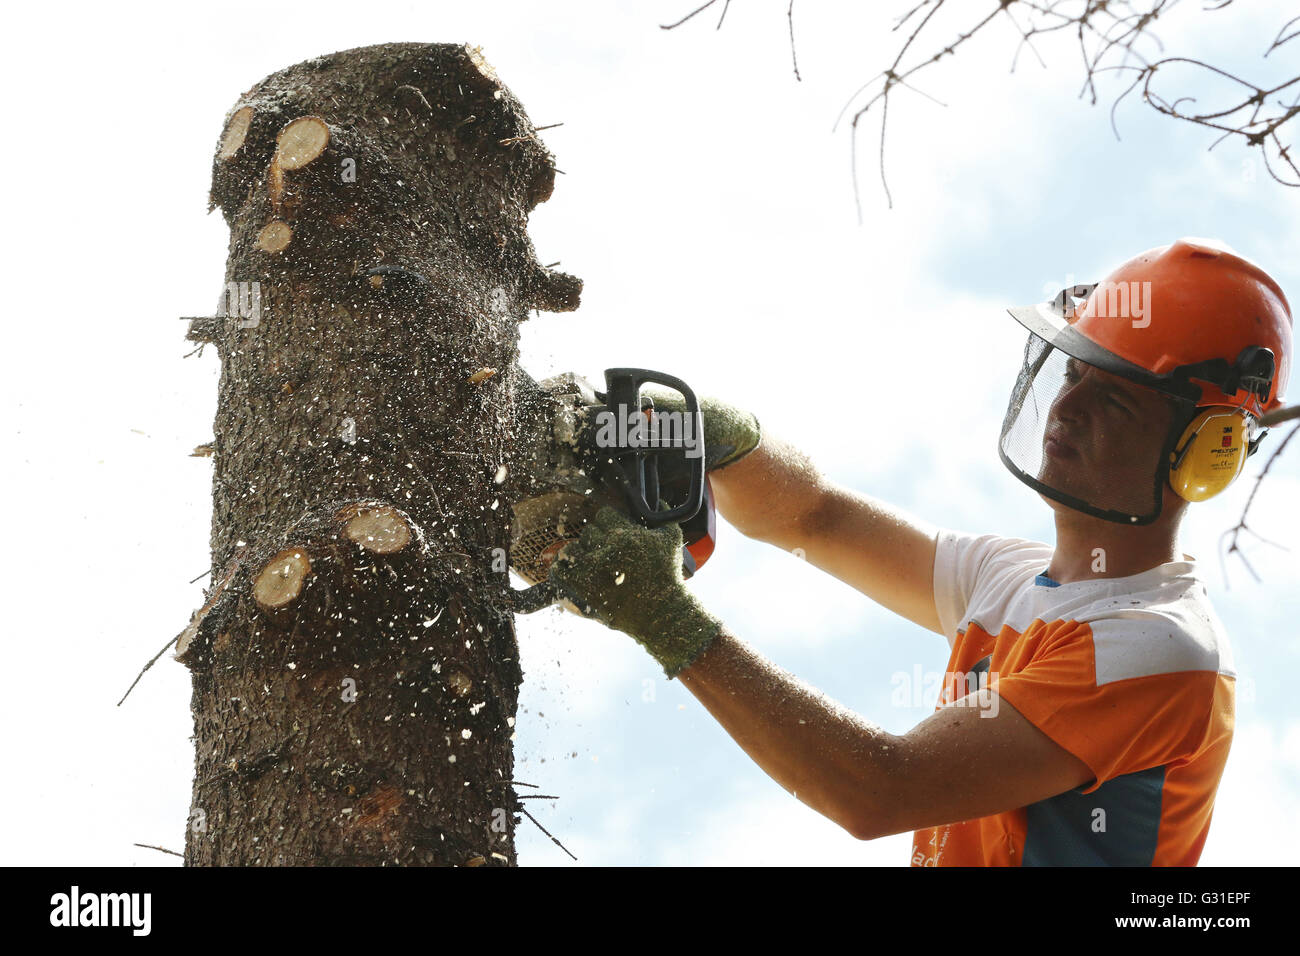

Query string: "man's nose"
[[1052, 377, 1093, 425]]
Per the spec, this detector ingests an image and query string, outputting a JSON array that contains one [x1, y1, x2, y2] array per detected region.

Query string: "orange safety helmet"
[[1001, 238, 1293, 523]]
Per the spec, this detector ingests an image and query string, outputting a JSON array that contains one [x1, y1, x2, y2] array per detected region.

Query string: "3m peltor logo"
[[49, 886, 151, 936]]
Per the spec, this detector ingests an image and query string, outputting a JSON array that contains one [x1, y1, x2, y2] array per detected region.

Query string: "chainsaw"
[[505, 368, 717, 614]]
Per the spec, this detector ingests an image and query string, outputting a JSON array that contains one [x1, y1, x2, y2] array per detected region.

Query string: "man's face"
[[1038, 356, 1177, 514]]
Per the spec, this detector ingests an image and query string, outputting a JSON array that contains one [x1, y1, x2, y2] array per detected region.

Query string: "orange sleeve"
[[993, 621, 1221, 795]]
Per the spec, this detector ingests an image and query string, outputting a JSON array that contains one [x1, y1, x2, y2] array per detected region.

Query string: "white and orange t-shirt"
[[910, 530, 1235, 866]]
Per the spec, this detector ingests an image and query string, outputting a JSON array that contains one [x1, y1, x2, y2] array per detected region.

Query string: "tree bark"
[[178, 42, 580, 866]]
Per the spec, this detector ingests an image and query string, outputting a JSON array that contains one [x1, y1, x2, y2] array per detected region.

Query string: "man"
[[546, 238, 1293, 866]]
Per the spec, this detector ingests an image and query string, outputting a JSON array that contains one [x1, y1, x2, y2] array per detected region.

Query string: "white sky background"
[[1, 0, 1297, 866]]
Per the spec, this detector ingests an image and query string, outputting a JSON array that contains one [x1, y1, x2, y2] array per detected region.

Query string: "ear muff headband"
[[1168, 408, 1254, 502]]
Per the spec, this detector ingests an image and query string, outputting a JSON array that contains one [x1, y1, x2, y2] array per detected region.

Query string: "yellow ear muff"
[[1168, 409, 1251, 502]]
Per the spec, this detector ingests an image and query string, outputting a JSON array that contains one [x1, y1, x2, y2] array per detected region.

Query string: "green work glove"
[[547, 506, 724, 678], [645, 389, 761, 473]]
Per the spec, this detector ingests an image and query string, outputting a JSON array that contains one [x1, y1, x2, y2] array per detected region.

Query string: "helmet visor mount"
[[1000, 290, 1202, 525]]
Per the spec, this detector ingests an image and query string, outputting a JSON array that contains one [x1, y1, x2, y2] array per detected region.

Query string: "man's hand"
[[547, 507, 723, 678], [644, 390, 761, 473]]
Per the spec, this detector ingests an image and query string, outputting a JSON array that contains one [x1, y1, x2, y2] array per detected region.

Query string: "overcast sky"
[[2, 0, 1297, 867]]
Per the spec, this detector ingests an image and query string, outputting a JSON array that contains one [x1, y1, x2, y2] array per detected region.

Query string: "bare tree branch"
[[788, 1, 802, 81], [1267, 15, 1299, 56], [134, 843, 184, 859], [661, 0, 725, 31], [1220, 421, 1298, 587], [663, 1, 1299, 210], [1261, 403, 1300, 428], [665, 0, 804, 80]]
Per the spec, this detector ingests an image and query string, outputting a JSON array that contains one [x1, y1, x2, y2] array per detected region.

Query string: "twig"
[[1266, 15, 1299, 56], [1260, 403, 1300, 427], [117, 635, 181, 707], [518, 804, 578, 861], [677, 1, 1300, 204], [666, 0, 799, 79], [1220, 420, 1299, 587], [661, 0, 723, 30], [134, 843, 184, 859], [788, 1, 802, 81]]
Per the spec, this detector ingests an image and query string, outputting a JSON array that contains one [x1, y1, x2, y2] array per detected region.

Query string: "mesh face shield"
[[999, 325, 1200, 526]]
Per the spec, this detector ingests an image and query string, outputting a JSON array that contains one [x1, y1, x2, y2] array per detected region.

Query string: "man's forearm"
[[709, 432, 827, 549], [710, 432, 943, 634], [676, 626, 901, 841]]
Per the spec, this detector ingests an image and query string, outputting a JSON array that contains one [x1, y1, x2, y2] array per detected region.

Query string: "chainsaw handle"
[[602, 368, 706, 527]]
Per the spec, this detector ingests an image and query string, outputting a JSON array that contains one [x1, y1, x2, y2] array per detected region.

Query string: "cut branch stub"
[[275, 116, 331, 170], [185, 314, 221, 345], [525, 266, 583, 314], [218, 107, 254, 162], [267, 116, 332, 215], [339, 504, 412, 554], [174, 548, 247, 664], [526, 163, 556, 210], [241, 500, 423, 631], [465, 44, 499, 84], [253, 548, 312, 611], [257, 221, 293, 253]]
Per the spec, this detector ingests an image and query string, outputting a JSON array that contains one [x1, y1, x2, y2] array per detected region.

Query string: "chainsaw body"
[[507, 368, 716, 614]]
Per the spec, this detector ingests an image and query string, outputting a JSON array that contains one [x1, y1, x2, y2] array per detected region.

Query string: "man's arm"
[[710, 432, 944, 635], [677, 628, 1095, 841], [545, 508, 1092, 840]]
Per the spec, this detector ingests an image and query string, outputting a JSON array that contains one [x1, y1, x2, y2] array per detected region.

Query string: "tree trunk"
[[177, 42, 580, 866]]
